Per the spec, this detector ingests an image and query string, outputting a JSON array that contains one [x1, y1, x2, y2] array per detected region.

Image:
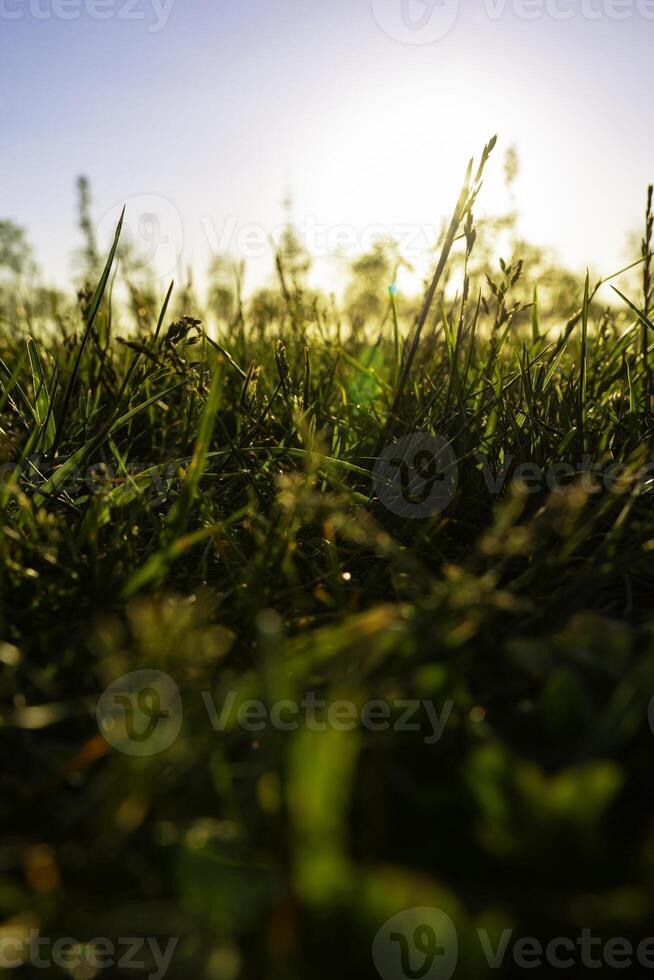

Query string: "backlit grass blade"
[[26, 338, 56, 451], [54, 207, 125, 452], [166, 362, 223, 537], [611, 285, 654, 336]]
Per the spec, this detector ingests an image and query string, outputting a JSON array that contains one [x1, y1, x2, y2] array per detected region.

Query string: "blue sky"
[[1, 0, 653, 294]]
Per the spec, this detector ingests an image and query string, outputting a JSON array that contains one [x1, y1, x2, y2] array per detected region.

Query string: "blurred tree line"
[[0, 149, 639, 340]]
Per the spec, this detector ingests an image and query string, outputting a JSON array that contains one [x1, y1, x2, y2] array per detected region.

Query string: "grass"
[[1, 142, 654, 978]]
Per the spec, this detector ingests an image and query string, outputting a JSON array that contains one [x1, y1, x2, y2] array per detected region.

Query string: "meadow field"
[[1, 142, 654, 978]]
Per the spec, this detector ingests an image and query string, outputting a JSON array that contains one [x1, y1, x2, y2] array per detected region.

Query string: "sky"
[[1, 0, 653, 297]]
